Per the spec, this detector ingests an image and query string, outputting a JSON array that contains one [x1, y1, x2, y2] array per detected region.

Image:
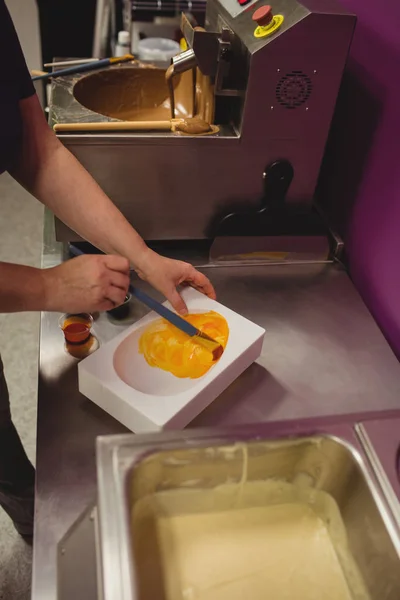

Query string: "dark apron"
[[0, 357, 35, 534]]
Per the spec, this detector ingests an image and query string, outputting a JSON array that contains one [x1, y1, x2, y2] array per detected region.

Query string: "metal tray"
[[96, 424, 400, 600]]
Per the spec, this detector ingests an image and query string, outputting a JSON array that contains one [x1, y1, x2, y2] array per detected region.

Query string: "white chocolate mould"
[[78, 287, 265, 433]]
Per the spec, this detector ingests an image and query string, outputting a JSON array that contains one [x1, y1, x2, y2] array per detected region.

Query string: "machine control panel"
[[217, 0, 285, 41]]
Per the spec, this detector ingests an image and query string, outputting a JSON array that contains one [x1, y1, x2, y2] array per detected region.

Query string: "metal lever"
[[212, 160, 295, 237], [262, 160, 294, 214], [171, 14, 241, 96]]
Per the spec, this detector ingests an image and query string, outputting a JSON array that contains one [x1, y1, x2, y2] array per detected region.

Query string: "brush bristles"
[[194, 332, 224, 362]]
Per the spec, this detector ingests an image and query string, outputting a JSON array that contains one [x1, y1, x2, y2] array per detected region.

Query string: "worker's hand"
[[42, 255, 130, 313], [135, 249, 216, 315]]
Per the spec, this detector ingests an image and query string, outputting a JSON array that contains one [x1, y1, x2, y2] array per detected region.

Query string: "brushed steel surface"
[[96, 430, 400, 600], [33, 211, 400, 600], [57, 505, 99, 600], [55, 139, 307, 241]]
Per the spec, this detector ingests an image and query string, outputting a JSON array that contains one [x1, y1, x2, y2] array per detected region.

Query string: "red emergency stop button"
[[252, 5, 273, 27], [238, 0, 251, 5]]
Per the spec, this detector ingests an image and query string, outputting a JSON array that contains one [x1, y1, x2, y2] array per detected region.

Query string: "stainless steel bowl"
[[96, 426, 400, 600]]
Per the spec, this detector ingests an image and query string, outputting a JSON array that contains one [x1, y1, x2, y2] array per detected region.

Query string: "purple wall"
[[319, 0, 400, 357]]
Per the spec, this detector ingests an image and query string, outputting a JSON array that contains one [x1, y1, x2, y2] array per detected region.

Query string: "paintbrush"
[[68, 245, 223, 361], [31, 54, 134, 82], [130, 286, 224, 361]]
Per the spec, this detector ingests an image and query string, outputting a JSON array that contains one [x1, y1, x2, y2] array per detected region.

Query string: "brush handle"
[[44, 59, 99, 68], [129, 286, 198, 337], [68, 245, 198, 337], [31, 54, 134, 82]]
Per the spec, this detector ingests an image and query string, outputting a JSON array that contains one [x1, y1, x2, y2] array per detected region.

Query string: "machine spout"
[[171, 48, 198, 74]]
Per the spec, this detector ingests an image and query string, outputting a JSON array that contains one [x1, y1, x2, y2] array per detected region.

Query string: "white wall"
[[5, 0, 44, 104], [5, 0, 42, 69]]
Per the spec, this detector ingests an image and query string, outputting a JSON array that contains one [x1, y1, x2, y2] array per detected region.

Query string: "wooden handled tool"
[[54, 120, 174, 132], [53, 118, 215, 135]]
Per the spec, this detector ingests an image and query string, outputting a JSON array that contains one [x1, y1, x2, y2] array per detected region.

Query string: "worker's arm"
[[9, 94, 215, 313], [0, 255, 131, 313], [0, 263, 47, 313]]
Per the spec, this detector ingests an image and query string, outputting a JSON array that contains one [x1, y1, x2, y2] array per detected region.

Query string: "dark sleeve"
[[0, 0, 35, 100]]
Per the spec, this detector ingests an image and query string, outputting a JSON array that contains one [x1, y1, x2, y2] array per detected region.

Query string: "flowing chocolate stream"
[[165, 64, 176, 120]]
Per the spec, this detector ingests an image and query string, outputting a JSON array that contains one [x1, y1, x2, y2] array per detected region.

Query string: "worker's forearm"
[[10, 95, 152, 271], [0, 262, 46, 312]]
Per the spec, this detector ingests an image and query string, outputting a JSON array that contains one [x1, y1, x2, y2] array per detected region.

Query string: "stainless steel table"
[[32, 212, 400, 600]]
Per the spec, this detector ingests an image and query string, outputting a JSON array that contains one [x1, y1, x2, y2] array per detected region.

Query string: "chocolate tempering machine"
[[52, 0, 355, 263], [32, 1, 400, 598]]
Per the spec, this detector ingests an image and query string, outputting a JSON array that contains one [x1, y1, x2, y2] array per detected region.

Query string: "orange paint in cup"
[[59, 313, 93, 344]]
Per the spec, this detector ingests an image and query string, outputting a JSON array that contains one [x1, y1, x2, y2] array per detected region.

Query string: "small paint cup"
[[59, 313, 93, 344], [106, 293, 131, 320]]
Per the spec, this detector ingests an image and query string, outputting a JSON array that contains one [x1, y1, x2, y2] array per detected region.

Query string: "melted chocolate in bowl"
[[73, 67, 204, 122]]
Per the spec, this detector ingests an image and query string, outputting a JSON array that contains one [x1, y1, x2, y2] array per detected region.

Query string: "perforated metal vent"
[[276, 71, 312, 109]]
